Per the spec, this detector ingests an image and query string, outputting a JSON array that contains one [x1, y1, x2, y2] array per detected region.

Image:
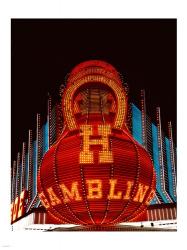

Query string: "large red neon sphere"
[[38, 60, 156, 225]]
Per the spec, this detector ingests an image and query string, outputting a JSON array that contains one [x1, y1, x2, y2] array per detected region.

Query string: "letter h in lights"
[[79, 124, 113, 164]]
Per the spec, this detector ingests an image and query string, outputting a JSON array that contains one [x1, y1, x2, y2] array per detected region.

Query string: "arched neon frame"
[[62, 74, 127, 130]]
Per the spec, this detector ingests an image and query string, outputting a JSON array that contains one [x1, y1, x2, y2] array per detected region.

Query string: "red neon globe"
[[37, 60, 156, 225]]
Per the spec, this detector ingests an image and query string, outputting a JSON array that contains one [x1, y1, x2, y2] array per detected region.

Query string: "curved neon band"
[[63, 75, 126, 130]]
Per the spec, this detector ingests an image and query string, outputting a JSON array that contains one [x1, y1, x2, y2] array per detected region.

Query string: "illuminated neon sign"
[[37, 60, 156, 225], [39, 179, 155, 206], [80, 124, 113, 164], [11, 190, 27, 223]]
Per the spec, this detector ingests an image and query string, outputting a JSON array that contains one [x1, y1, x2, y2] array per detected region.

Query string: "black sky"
[[11, 19, 176, 162]]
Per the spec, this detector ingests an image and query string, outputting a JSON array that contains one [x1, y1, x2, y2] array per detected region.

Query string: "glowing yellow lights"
[[80, 124, 113, 164], [60, 181, 82, 203], [68, 67, 120, 84], [11, 203, 14, 222], [11, 190, 27, 223], [108, 179, 122, 199], [47, 187, 62, 206], [133, 183, 149, 202], [38, 180, 151, 207], [123, 181, 134, 200], [12, 197, 19, 221], [17, 190, 26, 218], [145, 189, 155, 205], [38, 192, 50, 209], [63, 75, 126, 130], [86, 179, 102, 199]]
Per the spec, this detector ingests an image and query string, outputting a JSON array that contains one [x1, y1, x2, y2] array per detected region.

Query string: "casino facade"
[[11, 60, 177, 231]]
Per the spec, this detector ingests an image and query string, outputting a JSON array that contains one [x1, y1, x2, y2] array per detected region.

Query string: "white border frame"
[[0, 0, 186, 249]]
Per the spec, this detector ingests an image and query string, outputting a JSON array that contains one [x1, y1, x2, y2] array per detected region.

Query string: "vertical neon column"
[[16, 152, 21, 197], [167, 121, 177, 201], [132, 103, 143, 145], [21, 142, 26, 192], [140, 90, 147, 149], [140, 90, 160, 205], [28, 129, 33, 206], [11, 160, 17, 203], [32, 140, 37, 199], [152, 123, 167, 202], [155, 107, 172, 203], [165, 137, 176, 201], [48, 95, 52, 148], [36, 113, 42, 168], [25, 153, 29, 192], [42, 122, 49, 155]]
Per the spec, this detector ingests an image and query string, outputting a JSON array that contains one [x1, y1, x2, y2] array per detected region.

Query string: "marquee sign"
[[37, 60, 156, 225]]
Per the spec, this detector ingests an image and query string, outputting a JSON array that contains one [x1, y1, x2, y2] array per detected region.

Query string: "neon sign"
[[80, 124, 113, 164], [11, 190, 27, 223], [37, 60, 156, 225], [39, 179, 155, 206]]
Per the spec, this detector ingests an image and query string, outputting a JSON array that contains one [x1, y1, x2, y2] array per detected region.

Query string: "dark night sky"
[[11, 19, 176, 162]]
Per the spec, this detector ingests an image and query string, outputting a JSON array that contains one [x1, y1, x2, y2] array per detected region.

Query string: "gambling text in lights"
[[39, 179, 154, 209]]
